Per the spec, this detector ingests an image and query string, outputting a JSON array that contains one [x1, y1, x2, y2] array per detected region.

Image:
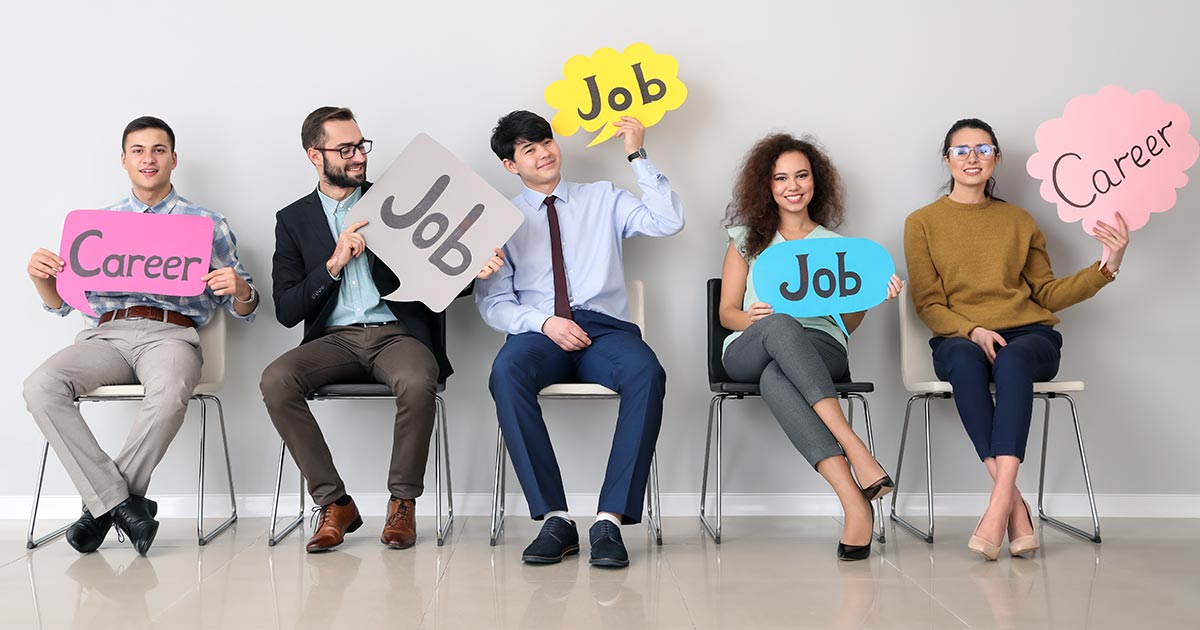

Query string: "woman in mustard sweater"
[[903, 118, 1130, 560], [721, 133, 902, 560]]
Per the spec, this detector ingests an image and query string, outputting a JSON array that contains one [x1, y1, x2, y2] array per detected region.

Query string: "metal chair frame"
[[27, 311, 237, 549], [889, 286, 1101, 544], [698, 278, 885, 544], [267, 387, 454, 547], [487, 280, 663, 547]]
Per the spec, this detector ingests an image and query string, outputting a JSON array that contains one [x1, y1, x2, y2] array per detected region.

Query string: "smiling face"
[[943, 127, 999, 192], [503, 136, 563, 192], [120, 128, 176, 202], [309, 118, 368, 190], [771, 150, 815, 218]]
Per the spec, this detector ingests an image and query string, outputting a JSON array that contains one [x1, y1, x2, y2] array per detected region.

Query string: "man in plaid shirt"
[[22, 116, 259, 556]]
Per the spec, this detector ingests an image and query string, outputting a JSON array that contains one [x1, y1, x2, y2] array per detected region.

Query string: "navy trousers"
[[930, 324, 1063, 462], [489, 309, 666, 524]]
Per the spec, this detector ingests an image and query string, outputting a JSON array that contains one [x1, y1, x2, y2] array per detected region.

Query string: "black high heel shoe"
[[837, 502, 874, 561], [860, 471, 895, 502]]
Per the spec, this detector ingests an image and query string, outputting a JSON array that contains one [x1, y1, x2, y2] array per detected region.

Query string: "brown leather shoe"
[[305, 498, 363, 553], [381, 497, 417, 549]]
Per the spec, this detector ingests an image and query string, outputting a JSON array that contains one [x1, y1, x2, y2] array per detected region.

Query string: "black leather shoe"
[[861, 473, 895, 502], [66, 508, 113, 554], [110, 495, 160, 556], [837, 502, 874, 561], [589, 520, 629, 568], [522, 516, 580, 564]]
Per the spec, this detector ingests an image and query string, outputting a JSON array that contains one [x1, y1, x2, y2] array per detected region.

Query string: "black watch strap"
[[627, 147, 647, 162]]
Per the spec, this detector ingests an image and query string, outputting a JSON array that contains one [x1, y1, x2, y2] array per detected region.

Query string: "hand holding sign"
[[1026, 85, 1198, 266], [751, 238, 897, 336], [544, 43, 687, 147], [55, 210, 214, 316], [345, 134, 525, 313]]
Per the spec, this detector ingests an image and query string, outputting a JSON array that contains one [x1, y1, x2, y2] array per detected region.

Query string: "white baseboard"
[[4, 492, 1199, 520]]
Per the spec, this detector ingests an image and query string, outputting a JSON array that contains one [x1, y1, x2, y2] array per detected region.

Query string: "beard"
[[323, 160, 366, 189]]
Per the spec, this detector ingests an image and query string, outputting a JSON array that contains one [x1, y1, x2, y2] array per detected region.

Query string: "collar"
[[317, 186, 363, 215], [129, 186, 180, 214], [519, 179, 572, 212]]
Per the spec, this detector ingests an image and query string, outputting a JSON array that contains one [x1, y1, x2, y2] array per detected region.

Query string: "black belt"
[[341, 321, 398, 328]]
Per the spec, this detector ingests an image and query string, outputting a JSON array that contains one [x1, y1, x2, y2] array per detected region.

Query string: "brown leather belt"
[[98, 306, 196, 328]]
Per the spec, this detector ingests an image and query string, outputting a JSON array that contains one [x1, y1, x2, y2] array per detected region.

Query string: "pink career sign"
[[1026, 85, 1198, 264], [57, 210, 214, 316]]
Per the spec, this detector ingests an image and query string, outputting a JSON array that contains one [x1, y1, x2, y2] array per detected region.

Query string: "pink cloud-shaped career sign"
[[1026, 85, 1198, 263], [57, 210, 214, 316]]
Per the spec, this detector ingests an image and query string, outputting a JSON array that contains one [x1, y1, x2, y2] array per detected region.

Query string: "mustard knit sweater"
[[903, 196, 1111, 338]]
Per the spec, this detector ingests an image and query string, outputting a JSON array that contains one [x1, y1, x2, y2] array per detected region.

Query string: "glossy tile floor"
[[0, 515, 1196, 629]]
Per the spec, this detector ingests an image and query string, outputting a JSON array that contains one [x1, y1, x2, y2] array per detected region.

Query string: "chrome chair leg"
[[27, 440, 68, 550], [1036, 394, 1102, 543], [848, 393, 886, 544], [891, 394, 937, 543], [434, 395, 454, 546], [268, 440, 304, 546], [699, 394, 725, 543], [489, 427, 506, 546], [197, 395, 238, 546], [646, 453, 663, 545]]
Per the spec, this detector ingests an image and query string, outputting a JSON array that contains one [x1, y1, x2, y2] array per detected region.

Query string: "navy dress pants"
[[489, 309, 666, 524], [930, 324, 1063, 462]]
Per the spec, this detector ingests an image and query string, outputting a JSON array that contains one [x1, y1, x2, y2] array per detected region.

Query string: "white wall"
[[2, 1, 1196, 516]]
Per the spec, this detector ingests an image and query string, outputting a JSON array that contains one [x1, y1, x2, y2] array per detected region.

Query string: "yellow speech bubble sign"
[[544, 43, 687, 147]]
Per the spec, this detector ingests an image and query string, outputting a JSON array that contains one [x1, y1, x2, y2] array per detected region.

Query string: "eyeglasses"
[[946, 144, 998, 161], [315, 139, 373, 159]]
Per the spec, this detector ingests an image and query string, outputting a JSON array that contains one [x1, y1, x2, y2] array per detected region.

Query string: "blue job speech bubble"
[[751, 237, 896, 335]]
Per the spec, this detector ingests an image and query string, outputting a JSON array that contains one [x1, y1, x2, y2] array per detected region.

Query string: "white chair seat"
[[538, 383, 618, 397], [81, 382, 222, 398], [906, 380, 1085, 395]]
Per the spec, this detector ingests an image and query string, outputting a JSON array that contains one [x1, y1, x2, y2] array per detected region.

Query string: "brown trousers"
[[260, 324, 438, 505]]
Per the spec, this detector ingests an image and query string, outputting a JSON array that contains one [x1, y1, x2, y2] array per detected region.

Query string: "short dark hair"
[[490, 110, 554, 161], [122, 116, 175, 152], [301, 106, 356, 150]]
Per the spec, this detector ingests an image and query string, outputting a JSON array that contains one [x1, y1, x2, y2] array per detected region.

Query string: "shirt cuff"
[[42, 301, 72, 317]]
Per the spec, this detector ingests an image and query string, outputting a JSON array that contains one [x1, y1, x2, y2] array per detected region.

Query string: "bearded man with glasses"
[[261, 106, 501, 552]]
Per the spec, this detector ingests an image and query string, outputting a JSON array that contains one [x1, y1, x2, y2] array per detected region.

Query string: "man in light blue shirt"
[[476, 110, 684, 568]]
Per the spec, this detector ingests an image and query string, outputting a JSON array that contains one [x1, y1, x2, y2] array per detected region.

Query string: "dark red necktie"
[[544, 195, 572, 320]]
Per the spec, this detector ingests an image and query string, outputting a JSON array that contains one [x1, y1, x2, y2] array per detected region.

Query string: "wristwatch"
[[627, 147, 647, 162], [1099, 263, 1119, 281], [234, 283, 257, 304]]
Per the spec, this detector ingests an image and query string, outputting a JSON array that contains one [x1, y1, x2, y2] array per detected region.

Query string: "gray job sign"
[[347, 133, 525, 312]]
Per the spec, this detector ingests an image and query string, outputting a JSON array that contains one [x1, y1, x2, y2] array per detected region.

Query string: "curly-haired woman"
[[719, 133, 903, 560]]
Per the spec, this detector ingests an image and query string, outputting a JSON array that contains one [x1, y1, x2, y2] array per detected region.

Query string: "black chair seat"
[[309, 382, 446, 398], [710, 381, 874, 395]]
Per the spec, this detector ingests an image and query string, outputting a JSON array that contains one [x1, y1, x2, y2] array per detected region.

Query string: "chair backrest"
[[196, 308, 226, 388], [898, 286, 938, 389], [627, 279, 646, 338], [706, 278, 735, 385]]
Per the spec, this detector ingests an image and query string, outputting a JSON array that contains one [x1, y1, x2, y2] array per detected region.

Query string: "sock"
[[333, 494, 353, 506], [545, 510, 573, 524], [595, 513, 622, 527]]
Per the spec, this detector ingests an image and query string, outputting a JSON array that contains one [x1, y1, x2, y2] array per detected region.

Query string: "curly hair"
[[724, 133, 845, 259]]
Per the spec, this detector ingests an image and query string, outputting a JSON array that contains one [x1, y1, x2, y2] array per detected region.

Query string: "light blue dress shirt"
[[476, 158, 684, 335], [318, 187, 396, 327]]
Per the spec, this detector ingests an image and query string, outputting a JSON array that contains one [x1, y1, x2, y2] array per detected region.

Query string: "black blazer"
[[271, 182, 462, 381]]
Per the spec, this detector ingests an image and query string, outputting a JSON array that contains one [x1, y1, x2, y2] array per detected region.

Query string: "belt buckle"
[[122, 308, 146, 321]]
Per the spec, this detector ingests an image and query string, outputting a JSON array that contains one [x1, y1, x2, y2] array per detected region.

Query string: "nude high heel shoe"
[[968, 514, 1001, 561], [1008, 499, 1040, 557]]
